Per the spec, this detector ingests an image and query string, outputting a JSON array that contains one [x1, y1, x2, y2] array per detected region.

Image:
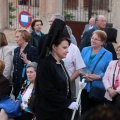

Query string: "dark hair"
[[80, 105, 120, 120], [15, 29, 31, 42], [0, 32, 8, 47], [50, 26, 71, 51], [52, 37, 71, 46], [31, 19, 43, 30], [50, 37, 71, 51], [105, 27, 117, 43], [39, 19, 71, 58]]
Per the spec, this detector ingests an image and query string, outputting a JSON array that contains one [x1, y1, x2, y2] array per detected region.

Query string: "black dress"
[[79, 28, 94, 51], [13, 44, 38, 98], [35, 55, 72, 120]]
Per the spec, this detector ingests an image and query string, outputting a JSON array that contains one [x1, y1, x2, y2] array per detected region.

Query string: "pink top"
[[103, 60, 120, 101]]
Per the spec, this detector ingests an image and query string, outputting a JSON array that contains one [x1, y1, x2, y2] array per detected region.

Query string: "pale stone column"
[[112, 0, 120, 43], [39, 0, 63, 33], [0, 0, 8, 30], [11, 0, 17, 8]]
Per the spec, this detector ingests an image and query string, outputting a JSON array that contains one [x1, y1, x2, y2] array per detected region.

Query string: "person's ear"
[[52, 44, 57, 52]]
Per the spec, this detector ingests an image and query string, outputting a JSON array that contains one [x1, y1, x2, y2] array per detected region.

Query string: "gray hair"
[[26, 62, 38, 71], [51, 13, 65, 21], [95, 15, 105, 21], [66, 25, 72, 36]]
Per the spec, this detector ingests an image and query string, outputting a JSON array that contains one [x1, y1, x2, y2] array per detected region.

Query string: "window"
[[64, 0, 78, 9], [18, 0, 28, 5], [84, 0, 109, 10]]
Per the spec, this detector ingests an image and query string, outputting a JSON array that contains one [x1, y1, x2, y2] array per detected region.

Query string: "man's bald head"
[[95, 15, 106, 29], [89, 17, 95, 26]]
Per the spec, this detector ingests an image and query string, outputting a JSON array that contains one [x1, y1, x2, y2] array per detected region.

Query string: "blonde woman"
[[13, 29, 38, 98], [0, 32, 12, 80]]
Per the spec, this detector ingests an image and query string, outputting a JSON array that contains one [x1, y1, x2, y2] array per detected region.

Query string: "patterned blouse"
[[17, 80, 33, 113]]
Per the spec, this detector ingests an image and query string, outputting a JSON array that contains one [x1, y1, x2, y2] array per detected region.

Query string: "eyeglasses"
[[91, 37, 101, 41], [116, 49, 120, 53], [96, 20, 107, 23]]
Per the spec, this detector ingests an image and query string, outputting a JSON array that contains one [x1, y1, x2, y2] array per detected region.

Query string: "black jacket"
[[80, 28, 94, 51], [37, 34, 48, 58], [105, 42, 117, 60], [13, 44, 38, 97], [0, 74, 10, 99], [29, 31, 44, 48], [35, 55, 72, 120]]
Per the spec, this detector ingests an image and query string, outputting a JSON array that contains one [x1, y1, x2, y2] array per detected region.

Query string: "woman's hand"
[[107, 87, 117, 98], [83, 74, 93, 81], [20, 52, 29, 64], [83, 73, 101, 81], [20, 104, 23, 110]]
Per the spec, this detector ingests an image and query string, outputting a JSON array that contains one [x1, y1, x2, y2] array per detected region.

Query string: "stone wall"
[[3, 29, 15, 43], [112, 0, 120, 43], [39, 0, 63, 33], [0, 0, 8, 30]]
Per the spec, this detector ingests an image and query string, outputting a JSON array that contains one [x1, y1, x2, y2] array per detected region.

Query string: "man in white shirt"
[[63, 43, 85, 98]]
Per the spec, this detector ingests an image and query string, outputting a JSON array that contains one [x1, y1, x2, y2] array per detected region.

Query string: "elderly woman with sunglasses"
[[103, 43, 120, 104], [80, 30, 112, 114]]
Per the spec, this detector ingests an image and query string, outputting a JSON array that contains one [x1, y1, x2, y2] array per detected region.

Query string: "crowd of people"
[[0, 13, 120, 120]]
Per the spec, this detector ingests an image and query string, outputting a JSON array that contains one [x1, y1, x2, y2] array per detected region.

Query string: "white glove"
[[68, 102, 79, 110]]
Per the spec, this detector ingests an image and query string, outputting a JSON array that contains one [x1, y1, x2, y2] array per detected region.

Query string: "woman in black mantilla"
[[34, 19, 79, 120]]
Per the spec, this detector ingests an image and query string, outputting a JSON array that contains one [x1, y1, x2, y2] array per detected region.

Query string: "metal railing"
[[62, 0, 113, 23]]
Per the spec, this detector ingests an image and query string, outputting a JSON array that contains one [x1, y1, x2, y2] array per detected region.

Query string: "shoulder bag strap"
[[91, 51, 106, 74], [112, 61, 118, 88], [90, 51, 106, 87], [1, 47, 4, 60]]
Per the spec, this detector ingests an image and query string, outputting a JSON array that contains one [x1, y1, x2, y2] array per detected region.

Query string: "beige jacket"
[[0, 46, 12, 80]]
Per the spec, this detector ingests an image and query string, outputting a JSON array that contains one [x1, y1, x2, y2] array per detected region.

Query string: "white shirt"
[[89, 25, 93, 30], [63, 43, 85, 77], [21, 88, 33, 109]]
